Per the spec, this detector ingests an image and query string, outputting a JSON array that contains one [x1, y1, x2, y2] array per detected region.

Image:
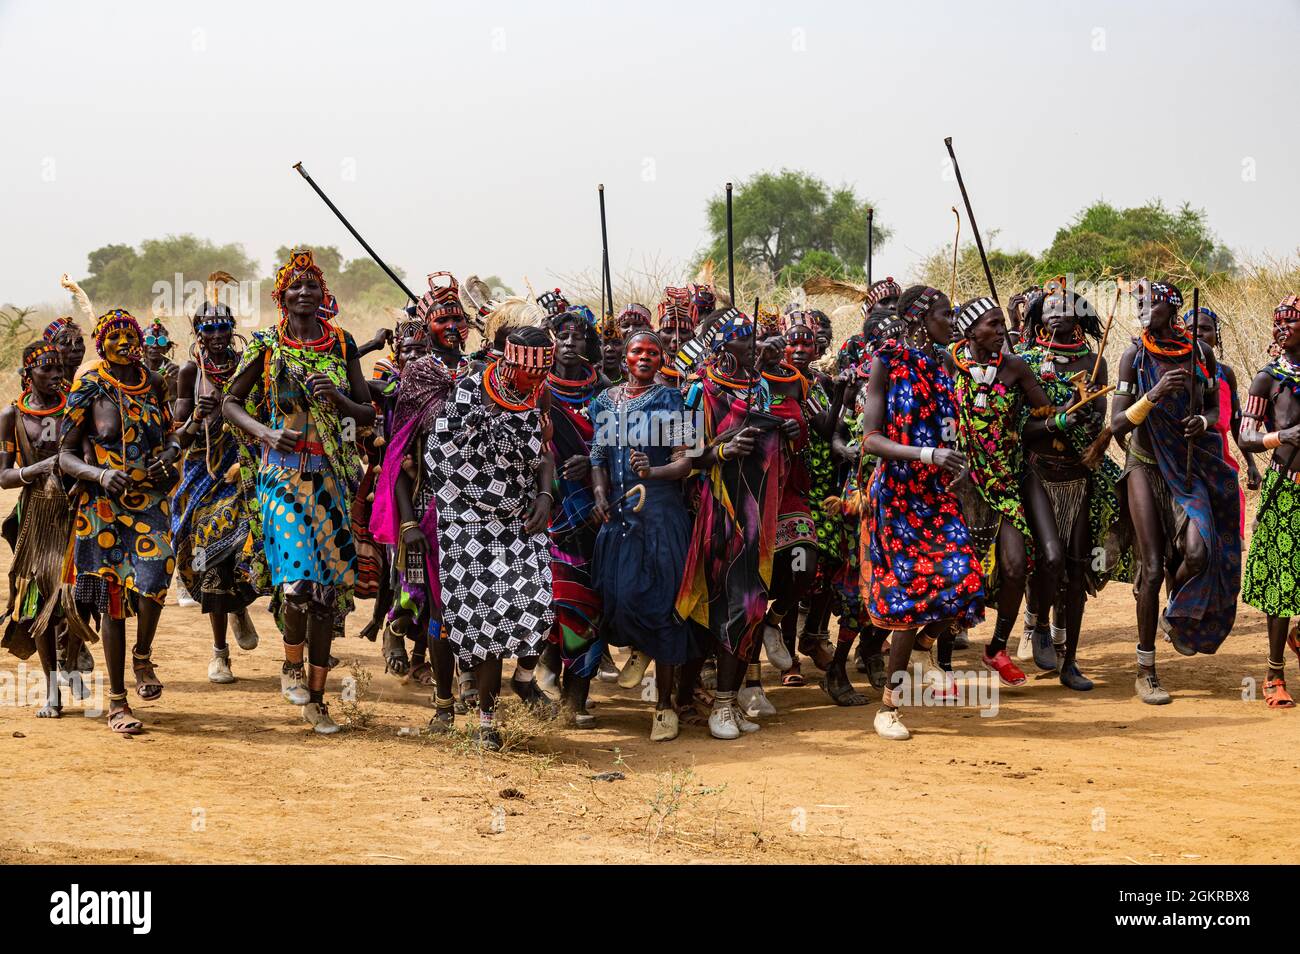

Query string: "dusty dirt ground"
[[1, 483, 1297, 866]]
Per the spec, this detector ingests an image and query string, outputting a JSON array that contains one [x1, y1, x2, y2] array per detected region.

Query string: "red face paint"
[[625, 336, 663, 384]]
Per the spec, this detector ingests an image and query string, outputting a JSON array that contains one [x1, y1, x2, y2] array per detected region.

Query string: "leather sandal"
[[108, 702, 143, 734], [1264, 677, 1296, 709], [132, 650, 163, 701]]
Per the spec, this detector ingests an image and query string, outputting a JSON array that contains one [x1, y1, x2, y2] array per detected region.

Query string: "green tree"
[[700, 170, 888, 282], [80, 235, 259, 309], [1038, 200, 1234, 280]]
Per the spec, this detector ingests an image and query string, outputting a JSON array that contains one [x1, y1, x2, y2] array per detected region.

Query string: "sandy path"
[[1, 485, 1297, 865]]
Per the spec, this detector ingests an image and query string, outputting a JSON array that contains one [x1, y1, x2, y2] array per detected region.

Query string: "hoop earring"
[[716, 351, 739, 377]]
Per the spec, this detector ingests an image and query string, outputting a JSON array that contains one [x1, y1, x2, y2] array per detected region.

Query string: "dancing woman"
[[172, 296, 261, 684], [783, 312, 848, 682], [591, 330, 701, 741], [949, 297, 1066, 689], [0, 343, 79, 717], [1239, 296, 1300, 707], [860, 286, 986, 740], [675, 309, 784, 740], [545, 308, 606, 724], [1017, 288, 1131, 688], [142, 318, 181, 406], [222, 249, 374, 734], [59, 309, 181, 734], [372, 275, 469, 719], [425, 326, 556, 751], [1108, 280, 1241, 704]]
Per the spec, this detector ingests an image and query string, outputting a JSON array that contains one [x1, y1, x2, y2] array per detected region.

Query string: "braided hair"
[[1023, 290, 1102, 345]]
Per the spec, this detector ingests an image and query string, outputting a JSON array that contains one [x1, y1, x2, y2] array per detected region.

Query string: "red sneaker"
[[982, 649, 1027, 687]]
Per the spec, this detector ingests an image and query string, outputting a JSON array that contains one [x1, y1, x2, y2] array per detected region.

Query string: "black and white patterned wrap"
[[426, 370, 553, 665]]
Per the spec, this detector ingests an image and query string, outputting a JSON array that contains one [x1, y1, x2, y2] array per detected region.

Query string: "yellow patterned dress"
[[63, 364, 176, 618]]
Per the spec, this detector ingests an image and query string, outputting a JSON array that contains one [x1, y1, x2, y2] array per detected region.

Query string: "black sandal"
[[382, 620, 410, 676]]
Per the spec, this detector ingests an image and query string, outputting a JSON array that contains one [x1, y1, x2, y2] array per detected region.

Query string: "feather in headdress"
[[459, 275, 494, 331], [59, 273, 94, 323], [802, 275, 872, 303], [482, 296, 546, 350], [694, 258, 731, 308], [206, 270, 238, 307], [694, 259, 715, 289]]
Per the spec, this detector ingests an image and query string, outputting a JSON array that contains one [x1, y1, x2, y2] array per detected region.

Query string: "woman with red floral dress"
[[860, 286, 986, 740]]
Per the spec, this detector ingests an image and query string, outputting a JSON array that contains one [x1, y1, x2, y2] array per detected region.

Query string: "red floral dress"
[[865, 344, 986, 630]]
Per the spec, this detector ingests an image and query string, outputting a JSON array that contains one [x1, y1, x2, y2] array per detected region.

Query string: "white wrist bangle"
[[919, 447, 937, 465], [1195, 415, 1208, 431]]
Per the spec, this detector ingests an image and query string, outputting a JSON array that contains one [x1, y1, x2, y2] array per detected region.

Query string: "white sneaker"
[[281, 666, 311, 705], [207, 648, 236, 684], [730, 704, 761, 733], [618, 650, 653, 689], [650, 708, 679, 742], [762, 624, 793, 671], [738, 685, 776, 717], [1015, 629, 1034, 660], [302, 701, 341, 735], [708, 703, 741, 740], [874, 708, 911, 741], [177, 593, 198, 609]]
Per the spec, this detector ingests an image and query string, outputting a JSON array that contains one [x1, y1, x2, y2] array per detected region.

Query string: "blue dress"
[[589, 384, 700, 664]]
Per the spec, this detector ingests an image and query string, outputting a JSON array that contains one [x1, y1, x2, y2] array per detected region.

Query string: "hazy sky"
[[2, 0, 1297, 307]]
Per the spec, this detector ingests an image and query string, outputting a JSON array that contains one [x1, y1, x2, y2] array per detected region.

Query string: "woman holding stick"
[[1107, 280, 1240, 705]]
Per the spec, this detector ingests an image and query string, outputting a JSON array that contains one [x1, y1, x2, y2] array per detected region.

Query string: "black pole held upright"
[[598, 184, 613, 316], [1186, 287, 1200, 480], [726, 182, 736, 307], [866, 207, 874, 287], [291, 162, 416, 303], [943, 138, 998, 304]]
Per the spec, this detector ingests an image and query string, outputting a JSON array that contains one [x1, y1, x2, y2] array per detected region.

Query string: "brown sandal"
[[406, 661, 435, 687], [797, 633, 835, 671], [108, 702, 143, 734], [132, 650, 163, 701], [676, 700, 710, 726], [781, 667, 806, 688]]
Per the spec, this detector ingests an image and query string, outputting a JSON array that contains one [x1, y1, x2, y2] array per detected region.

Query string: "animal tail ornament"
[[59, 273, 94, 323], [206, 270, 238, 307], [1080, 426, 1114, 469], [822, 491, 863, 518]]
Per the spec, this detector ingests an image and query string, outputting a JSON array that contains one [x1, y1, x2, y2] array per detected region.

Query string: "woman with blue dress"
[[591, 330, 699, 742]]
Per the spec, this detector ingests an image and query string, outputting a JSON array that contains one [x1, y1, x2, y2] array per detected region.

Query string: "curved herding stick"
[[944, 138, 997, 303]]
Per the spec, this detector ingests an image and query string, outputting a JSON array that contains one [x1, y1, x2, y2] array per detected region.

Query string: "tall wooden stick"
[[944, 138, 997, 303], [598, 184, 613, 316], [292, 162, 415, 302], [866, 207, 874, 287], [726, 182, 735, 306], [1186, 288, 1200, 480]]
